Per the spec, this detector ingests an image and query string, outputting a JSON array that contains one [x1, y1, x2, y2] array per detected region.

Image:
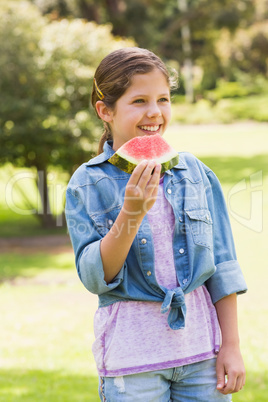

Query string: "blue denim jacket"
[[65, 141, 247, 329]]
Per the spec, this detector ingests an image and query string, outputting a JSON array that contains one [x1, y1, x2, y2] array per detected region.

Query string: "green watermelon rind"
[[108, 153, 179, 174], [108, 153, 136, 174]]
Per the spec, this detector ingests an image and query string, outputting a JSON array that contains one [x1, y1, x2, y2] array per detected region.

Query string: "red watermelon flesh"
[[108, 134, 179, 174]]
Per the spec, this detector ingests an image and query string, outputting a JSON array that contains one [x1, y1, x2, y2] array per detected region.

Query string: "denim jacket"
[[65, 141, 247, 330]]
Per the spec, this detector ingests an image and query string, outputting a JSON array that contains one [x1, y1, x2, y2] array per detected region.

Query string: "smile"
[[139, 125, 160, 132]]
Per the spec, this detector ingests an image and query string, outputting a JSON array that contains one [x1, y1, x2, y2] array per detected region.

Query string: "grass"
[[0, 370, 98, 402], [0, 208, 66, 237], [0, 252, 74, 281], [0, 254, 99, 401], [164, 121, 268, 157], [1, 122, 268, 400]]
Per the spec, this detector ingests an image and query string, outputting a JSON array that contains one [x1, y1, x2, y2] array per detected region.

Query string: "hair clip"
[[94, 78, 104, 100]]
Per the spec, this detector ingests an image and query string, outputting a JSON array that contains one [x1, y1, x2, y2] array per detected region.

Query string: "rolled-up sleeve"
[[204, 168, 248, 303], [65, 186, 125, 295]]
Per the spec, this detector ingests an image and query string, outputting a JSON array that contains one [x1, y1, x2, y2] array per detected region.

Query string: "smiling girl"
[[65, 47, 247, 401]]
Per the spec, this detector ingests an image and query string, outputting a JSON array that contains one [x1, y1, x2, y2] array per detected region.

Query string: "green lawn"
[[1, 122, 268, 400], [0, 254, 99, 401]]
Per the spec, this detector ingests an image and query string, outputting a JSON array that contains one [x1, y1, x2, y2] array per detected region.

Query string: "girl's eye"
[[133, 99, 144, 104], [158, 97, 169, 102]]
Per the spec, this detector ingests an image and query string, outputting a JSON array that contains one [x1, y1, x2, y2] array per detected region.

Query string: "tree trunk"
[[105, 0, 126, 36], [37, 168, 56, 228], [178, 0, 194, 103], [78, 0, 100, 22], [105, 0, 121, 17]]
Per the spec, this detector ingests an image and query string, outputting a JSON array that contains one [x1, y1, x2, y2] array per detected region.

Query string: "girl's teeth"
[[140, 125, 159, 132]]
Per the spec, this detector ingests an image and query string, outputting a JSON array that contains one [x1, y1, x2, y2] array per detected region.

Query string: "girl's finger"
[[145, 164, 161, 195], [234, 375, 244, 393], [223, 373, 237, 394], [150, 163, 161, 184], [128, 160, 148, 186], [136, 160, 157, 190]]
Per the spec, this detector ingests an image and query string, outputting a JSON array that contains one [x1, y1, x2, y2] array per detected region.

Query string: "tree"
[[0, 0, 133, 227], [32, 0, 257, 95], [215, 21, 268, 78], [177, 0, 194, 103]]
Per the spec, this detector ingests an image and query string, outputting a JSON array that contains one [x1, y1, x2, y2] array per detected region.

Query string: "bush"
[[206, 81, 252, 102], [219, 95, 268, 122], [171, 99, 219, 124], [171, 94, 268, 124]]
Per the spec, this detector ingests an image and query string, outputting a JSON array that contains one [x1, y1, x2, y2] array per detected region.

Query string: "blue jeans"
[[99, 358, 232, 401]]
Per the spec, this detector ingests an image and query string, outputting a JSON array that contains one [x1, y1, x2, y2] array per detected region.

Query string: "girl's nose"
[[147, 103, 162, 118]]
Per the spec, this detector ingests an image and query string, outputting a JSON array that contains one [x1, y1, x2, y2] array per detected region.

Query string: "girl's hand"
[[216, 344, 246, 394], [123, 160, 161, 219]]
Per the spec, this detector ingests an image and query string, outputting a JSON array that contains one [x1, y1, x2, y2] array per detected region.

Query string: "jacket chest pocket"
[[91, 205, 122, 237], [185, 209, 213, 249]]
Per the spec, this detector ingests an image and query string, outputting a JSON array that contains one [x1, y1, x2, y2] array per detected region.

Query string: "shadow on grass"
[[0, 368, 267, 402], [0, 369, 99, 402], [0, 252, 74, 283], [199, 154, 268, 184], [0, 209, 67, 238]]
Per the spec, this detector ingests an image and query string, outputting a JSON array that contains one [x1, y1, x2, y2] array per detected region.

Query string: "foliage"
[[0, 0, 133, 226], [206, 81, 255, 102], [32, 0, 254, 57], [32, 0, 259, 88], [216, 21, 268, 78], [0, 0, 133, 172], [31, 0, 268, 104], [171, 94, 268, 124], [218, 95, 268, 122], [205, 74, 268, 102]]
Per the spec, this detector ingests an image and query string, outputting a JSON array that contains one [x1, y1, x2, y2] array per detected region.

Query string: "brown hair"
[[91, 47, 178, 154]]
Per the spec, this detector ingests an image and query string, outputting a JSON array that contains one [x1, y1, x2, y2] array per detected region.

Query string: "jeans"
[[99, 358, 232, 401]]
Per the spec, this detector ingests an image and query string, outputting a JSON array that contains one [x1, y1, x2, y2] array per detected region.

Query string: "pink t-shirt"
[[92, 179, 221, 377]]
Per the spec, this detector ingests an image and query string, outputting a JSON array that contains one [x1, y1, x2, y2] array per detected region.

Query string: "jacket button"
[[108, 219, 113, 226], [179, 248, 185, 254], [147, 271, 152, 276], [167, 189, 172, 194], [179, 216, 183, 222], [141, 238, 147, 244]]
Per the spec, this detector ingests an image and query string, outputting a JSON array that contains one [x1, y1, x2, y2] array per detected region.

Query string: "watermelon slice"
[[108, 134, 179, 174]]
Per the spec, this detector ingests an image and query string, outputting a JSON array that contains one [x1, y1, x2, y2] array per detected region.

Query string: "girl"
[[65, 47, 247, 401]]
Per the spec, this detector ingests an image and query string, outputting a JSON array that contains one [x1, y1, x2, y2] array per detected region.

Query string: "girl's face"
[[108, 69, 172, 151]]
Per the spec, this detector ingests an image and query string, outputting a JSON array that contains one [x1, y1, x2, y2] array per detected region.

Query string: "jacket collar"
[[85, 141, 187, 170], [85, 141, 114, 166]]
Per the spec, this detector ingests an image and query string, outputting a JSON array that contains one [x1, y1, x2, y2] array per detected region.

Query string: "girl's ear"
[[95, 101, 113, 123]]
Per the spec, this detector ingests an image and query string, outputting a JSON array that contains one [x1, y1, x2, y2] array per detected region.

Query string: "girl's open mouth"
[[138, 125, 161, 134]]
